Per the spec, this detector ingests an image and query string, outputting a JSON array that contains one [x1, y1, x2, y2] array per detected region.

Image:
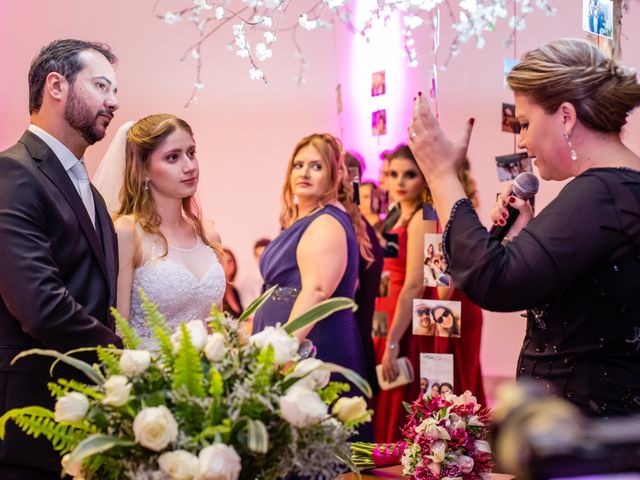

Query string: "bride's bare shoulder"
[[203, 219, 222, 244]]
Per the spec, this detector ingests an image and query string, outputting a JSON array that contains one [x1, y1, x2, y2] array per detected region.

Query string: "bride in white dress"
[[94, 114, 226, 346]]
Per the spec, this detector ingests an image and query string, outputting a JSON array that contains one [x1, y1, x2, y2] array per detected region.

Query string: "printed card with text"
[[419, 353, 454, 396]]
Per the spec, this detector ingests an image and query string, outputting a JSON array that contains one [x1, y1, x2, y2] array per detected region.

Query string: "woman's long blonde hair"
[[279, 133, 373, 264], [115, 114, 221, 265]]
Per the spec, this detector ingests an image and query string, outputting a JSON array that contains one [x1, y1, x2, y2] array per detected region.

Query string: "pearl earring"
[[563, 132, 578, 161], [144, 177, 150, 190]]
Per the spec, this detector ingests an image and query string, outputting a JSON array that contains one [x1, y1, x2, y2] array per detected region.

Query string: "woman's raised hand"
[[408, 92, 475, 181]]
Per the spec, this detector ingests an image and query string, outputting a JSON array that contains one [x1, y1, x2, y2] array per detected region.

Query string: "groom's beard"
[[64, 87, 112, 145]]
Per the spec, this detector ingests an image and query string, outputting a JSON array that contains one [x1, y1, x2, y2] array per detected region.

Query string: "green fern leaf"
[[111, 307, 142, 350], [139, 289, 174, 366], [58, 379, 105, 401], [209, 367, 224, 398], [0, 407, 88, 454], [96, 346, 121, 375], [172, 323, 206, 398], [48, 382, 68, 399]]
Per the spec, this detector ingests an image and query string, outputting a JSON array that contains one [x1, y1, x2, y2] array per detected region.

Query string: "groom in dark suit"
[[0, 39, 123, 479]]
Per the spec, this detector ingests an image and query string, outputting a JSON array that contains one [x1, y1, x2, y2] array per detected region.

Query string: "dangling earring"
[[292, 194, 299, 205], [144, 177, 150, 190], [563, 132, 578, 161]]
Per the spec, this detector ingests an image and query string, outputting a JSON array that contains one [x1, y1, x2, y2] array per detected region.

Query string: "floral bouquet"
[[352, 391, 493, 479], [0, 287, 372, 480]]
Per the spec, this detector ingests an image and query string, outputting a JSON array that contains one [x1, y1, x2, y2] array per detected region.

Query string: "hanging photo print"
[[419, 353, 454, 396], [424, 233, 449, 287], [583, 0, 614, 39], [371, 70, 386, 97], [372, 109, 387, 136], [501, 102, 521, 134], [413, 299, 462, 338], [495, 152, 532, 182]]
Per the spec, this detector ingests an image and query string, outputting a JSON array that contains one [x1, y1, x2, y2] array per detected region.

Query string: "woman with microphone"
[[409, 38, 640, 417]]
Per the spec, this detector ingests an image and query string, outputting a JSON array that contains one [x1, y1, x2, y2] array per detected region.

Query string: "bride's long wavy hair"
[[115, 114, 220, 265], [280, 133, 373, 264]]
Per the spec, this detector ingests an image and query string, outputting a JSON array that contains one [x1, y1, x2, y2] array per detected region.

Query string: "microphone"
[[490, 172, 539, 241]]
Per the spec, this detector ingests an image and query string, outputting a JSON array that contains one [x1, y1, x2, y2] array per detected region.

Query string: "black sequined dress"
[[443, 168, 640, 416]]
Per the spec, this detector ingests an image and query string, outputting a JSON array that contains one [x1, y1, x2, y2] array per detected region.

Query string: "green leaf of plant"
[[139, 289, 174, 365], [11, 349, 104, 385], [283, 297, 355, 335], [246, 418, 269, 453], [237, 284, 278, 323], [319, 362, 372, 398], [334, 449, 362, 477], [111, 307, 142, 350], [172, 323, 206, 398], [0, 406, 53, 439], [67, 434, 135, 467]]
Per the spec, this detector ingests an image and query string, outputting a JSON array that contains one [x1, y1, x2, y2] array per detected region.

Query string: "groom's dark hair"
[[28, 39, 117, 114]]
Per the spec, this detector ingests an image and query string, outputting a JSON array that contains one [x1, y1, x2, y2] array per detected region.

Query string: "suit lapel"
[[94, 187, 118, 310], [20, 131, 111, 285]]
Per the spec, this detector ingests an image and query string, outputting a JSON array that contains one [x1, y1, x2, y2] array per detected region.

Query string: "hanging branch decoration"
[[155, 0, 557, 106]]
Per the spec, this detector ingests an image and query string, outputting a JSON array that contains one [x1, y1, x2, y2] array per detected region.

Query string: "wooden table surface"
[[336, 466, 515, 479]]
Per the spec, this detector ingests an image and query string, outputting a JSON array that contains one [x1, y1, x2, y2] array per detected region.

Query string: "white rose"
[[102, 375, 132, 407], [278, 385, 328, 427], [332, 396, 370, 424], [455, 454, 475, 474], [475, 439, 492, 454], [290, 358, 330, 390], [204, 333, 226, 362], [54, 392, 89, 423], [120, 349, 151, 376], [196, 443, 242, 480], [159, 450, 199, 480], [171, 320, 208, 352], [133, 405, 179, 451], [249, 325, 298, 365], [61, 453, 84, 478]]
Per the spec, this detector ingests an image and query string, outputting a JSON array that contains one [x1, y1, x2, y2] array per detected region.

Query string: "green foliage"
[[0, 406, 87, 454], [49, 378, 105, 401], [319, 362, 372, 398], [237, 284, 277, 323], [139, 288, 174, 365], [172, 323, 206, 398], [11, 349, 104, 385], [284, 297, 355, 335], [67, 434, 135, 469], [97, 346, 122, 375], [318, 382, 350, 404], [253, 345, 276, 392], [209, 367, 224, 398], [208, 304, 227, 333], [111, 307, 142, 350]]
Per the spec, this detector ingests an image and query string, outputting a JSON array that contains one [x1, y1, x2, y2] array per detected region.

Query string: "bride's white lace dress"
[[129, 229, 226, 347]]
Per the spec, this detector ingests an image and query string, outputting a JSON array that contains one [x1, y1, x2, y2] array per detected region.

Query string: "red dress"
[[404, 286, 486, 406], [372, 227, 409, 443]]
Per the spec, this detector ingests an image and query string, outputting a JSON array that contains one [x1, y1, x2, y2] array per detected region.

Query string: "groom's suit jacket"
[[0, 131, 122, 473]]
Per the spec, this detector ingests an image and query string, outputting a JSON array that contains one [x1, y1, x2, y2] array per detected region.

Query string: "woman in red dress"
[[373, 145, 435, 443], [405, 158, 486, 405]]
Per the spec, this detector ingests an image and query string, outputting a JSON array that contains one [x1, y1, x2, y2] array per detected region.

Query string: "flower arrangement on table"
[[352, 391, 493, 479], [0, 287, 372, 480]]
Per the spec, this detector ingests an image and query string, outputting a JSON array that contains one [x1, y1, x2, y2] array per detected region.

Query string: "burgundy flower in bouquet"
[[352, 390, 493, 479]]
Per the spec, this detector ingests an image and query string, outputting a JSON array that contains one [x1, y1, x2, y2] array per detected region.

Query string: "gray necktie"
[[70, 160, 96, 227]]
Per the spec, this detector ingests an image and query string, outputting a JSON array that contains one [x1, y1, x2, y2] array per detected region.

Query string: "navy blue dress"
[[253, 205, 368, 384]]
